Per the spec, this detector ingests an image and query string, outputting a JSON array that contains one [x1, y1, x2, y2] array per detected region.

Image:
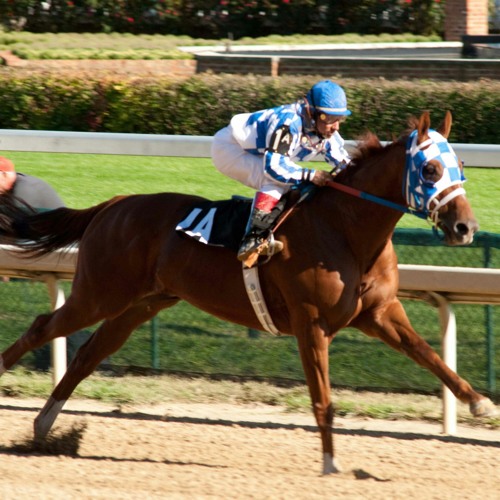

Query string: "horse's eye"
[[422, 163, 441, 183]]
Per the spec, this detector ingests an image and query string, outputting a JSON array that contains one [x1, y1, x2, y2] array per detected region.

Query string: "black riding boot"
[[237, 209, 269, 262]]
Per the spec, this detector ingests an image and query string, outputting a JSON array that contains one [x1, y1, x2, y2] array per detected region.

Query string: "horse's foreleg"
[[296, 325, 340, 475], [34, 296, 179, 439], [353, 299, 497, 417]]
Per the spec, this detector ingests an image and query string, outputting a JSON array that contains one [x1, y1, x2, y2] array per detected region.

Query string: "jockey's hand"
[[311, 170, 334, 187]]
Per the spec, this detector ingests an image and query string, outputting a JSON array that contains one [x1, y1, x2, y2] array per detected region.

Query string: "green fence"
[[0, 228, 498, 399]]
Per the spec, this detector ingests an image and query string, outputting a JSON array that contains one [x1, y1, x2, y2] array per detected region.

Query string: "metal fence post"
[[484, 241, 496, 393], [151, 316, 159, 369], [248, 328, 261, 339]]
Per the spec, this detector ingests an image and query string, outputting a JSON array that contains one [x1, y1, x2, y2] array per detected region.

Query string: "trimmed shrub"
[[0, 72, 498, 143]]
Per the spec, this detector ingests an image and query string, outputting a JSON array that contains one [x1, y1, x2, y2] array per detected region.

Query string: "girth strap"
[[242, 265, 281, 336]]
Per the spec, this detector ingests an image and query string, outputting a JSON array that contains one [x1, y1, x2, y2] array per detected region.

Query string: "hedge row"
[[0, 73, 498, 143]]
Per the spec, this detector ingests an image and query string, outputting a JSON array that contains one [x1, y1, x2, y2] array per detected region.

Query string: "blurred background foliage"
[[0, 0, 446, 39]]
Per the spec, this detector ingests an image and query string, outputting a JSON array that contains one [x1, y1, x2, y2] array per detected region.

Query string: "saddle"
[[175, 185, 316, 265]]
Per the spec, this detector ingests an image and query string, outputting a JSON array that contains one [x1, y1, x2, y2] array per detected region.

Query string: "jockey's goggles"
[[317, 113, 347, 124]]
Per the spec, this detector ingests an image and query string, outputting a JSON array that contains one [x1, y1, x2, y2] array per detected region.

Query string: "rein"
[[273, 177, 429, 236], [325, 180, 428, 220]]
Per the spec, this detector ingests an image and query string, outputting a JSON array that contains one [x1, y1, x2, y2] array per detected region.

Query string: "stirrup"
[[240, 233, 283, 268], [237, 234, 263, 262]]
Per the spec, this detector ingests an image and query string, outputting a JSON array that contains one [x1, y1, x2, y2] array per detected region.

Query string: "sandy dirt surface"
[[0, 397, 498, 499]]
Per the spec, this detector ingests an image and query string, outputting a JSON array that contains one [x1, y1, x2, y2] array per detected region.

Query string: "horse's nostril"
[[455, 221, 478, 236]]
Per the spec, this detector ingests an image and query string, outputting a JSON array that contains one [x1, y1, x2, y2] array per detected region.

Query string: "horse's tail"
[[0, 195, 125, 257]]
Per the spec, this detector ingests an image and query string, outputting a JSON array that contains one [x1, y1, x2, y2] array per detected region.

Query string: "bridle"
[[404, 129, 466, 226], [274, 129, 467, 237], [326, 129, 466, 231]]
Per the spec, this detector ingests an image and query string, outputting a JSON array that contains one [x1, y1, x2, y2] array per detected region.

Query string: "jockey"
[[211, 79, 352, 263]]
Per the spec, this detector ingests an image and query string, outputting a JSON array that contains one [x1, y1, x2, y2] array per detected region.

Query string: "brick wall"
[[196, 55, 277, 76], [445, 0, 489, 41]]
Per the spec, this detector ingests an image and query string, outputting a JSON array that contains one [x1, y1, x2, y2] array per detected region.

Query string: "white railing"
[[0, 129, 499, 167], [0, 130, 498, 435]]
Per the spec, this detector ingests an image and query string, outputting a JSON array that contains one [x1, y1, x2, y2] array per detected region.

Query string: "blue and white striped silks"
[[230, 102, 350, 186], [404, 129, 466, 219]]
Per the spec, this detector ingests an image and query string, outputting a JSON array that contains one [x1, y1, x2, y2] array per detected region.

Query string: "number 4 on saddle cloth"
[[175, 186, 314, 267]]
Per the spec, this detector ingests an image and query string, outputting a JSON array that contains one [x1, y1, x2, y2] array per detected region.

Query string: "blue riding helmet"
[[306, 80, 351, 117]]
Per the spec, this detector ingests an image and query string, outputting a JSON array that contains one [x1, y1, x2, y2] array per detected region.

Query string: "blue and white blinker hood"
[[404, 129, 466, 222]]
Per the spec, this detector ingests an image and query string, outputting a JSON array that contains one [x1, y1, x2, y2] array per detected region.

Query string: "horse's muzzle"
[[441, 217, 479, 246]]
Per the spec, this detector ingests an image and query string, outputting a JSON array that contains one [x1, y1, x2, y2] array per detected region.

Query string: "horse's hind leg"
[[0, 296, 104, 376], [353, 298, 497, 418], [34, 295, 179, 439]]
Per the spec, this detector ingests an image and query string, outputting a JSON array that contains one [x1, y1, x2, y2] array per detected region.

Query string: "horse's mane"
[[337, 125, 415, 180], [349, 131, 386, 163], [329, 125, 415, 194]]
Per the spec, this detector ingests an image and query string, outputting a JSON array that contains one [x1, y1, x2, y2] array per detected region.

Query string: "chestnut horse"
[[0, 111, 496, 474]]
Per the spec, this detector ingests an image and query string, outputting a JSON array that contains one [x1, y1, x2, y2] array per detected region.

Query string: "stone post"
[[444, 0, 489, 41]]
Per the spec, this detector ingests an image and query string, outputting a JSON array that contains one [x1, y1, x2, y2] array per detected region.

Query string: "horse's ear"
[[437, 110, 452, 139], [417, 111, 431, 142]]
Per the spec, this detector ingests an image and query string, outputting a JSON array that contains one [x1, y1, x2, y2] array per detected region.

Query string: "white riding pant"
[[211, 125, 288, 200]]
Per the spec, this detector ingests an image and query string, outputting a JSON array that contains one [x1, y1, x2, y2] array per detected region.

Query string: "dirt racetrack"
[[0, 397, 498, 499]]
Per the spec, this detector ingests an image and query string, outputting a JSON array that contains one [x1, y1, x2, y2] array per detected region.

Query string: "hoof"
[[323, 453, 342, 475], [34, 397, 66, 439], [34, 414, 53, 440], [470, 398, 498, 418]]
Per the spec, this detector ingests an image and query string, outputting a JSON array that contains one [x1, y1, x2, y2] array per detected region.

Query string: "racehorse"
[[0, 111, 496, 475]]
